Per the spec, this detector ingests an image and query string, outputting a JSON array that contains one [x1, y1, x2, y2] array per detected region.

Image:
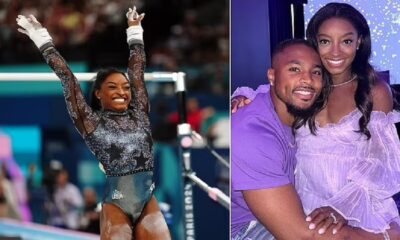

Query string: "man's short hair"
[[271, 39, 317, 67]]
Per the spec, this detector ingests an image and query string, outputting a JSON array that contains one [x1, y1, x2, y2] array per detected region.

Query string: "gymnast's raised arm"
[[125, 7, 149, 114], [16, 14, 97, 137]]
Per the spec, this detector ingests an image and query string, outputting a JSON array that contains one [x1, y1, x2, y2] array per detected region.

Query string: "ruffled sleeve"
[[324, 111, 400, 233], [232, 84, 270, 100]]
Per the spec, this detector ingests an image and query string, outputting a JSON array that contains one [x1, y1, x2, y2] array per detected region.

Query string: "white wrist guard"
[[16, 15, 52, 49], [30, 28, 53, 49], [126, 25, 143, 44]]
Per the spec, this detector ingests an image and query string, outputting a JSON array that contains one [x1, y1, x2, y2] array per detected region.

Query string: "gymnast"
[[16, 6, 171, 240]]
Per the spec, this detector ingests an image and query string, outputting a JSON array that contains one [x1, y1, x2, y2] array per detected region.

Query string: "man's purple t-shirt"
[[231, 90, 296, 237]]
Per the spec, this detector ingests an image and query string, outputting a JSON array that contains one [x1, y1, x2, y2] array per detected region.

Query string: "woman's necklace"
[[332, 74, 357, 87]]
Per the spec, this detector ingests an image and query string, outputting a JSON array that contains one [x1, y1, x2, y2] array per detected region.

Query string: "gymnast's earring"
[[95, 89, 101, 100]]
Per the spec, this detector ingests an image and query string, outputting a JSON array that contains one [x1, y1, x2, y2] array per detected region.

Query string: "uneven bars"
[[0, 72, 184, 82], [186, 172, 230, 210]]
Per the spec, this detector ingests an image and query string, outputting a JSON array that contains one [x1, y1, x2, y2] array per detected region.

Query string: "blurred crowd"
[[0, 0, 230, 148], [0, 0, 229, 95], [0, 132, 98, 233]]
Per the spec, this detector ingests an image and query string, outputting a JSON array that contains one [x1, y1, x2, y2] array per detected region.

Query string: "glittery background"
[[304, 0, 400, 83]]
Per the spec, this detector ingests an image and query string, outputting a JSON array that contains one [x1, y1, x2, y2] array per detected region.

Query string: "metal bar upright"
[[175, 72, 196, 240]]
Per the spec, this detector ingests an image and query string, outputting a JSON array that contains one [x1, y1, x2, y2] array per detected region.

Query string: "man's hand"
[[16, 15, 52, 48]]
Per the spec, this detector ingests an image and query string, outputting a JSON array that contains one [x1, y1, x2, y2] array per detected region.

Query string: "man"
[[231, 39, 399, 239]]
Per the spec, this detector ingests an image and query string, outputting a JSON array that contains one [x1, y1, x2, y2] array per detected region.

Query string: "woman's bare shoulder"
[[371, 78, 393, 113]]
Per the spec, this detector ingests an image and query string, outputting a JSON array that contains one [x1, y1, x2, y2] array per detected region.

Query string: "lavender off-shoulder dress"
[[295, 109, 400, 233]]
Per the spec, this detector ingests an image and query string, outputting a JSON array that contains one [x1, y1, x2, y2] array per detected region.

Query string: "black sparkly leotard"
[[40, 40, 154, 224]]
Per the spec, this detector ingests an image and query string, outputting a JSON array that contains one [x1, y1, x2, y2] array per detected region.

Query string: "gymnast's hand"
[[231, 96, 251, 113], [126, 6, 145, 44], [126, 6, 145, 27], [16, 14, 52, 48], [306, 206, 348, 235]]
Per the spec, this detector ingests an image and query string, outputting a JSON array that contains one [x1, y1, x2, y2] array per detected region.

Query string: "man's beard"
[[286, 102, 315, 119], [275, 89, 316, 118], [275, 87, 317, 119]]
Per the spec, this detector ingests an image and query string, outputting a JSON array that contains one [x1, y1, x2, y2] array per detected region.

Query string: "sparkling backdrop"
[[304, 0, 400, 83]]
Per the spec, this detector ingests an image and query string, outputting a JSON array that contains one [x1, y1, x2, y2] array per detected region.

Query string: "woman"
[[232, 2, 400, 236], [16, 6, 171, 240]]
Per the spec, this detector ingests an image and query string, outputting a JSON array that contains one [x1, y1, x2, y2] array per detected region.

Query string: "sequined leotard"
[[40, 40, 154, 224]]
